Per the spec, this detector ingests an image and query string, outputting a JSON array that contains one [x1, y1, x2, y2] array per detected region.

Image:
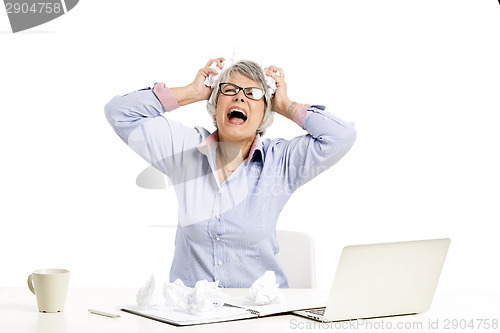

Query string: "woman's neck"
[[216, 134, 256, 169]]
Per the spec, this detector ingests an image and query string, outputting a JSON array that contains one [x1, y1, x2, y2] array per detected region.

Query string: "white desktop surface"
[[0, 287, 499, 332]]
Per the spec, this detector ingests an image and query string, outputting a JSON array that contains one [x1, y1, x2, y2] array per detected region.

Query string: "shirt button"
[[216, 214, 220, 219], [324, 116, 328, 120], [216, 236, 221, 241], [218, 189, 221, 194], [218, 260, 223, 266]]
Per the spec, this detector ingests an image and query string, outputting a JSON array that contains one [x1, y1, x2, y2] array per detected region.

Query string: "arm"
[[264, 66, 356, 192], [104, 58, 225, 175], [104, 85, 200, 175], [279, 104, 356, 192]]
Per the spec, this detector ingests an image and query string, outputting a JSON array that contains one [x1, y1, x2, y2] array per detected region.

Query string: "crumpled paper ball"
[[249, 271, 283, 305], [163, 278, 191, 306], [136, 274, 156, 308], [264, 73, 277, 96], [203, 61, 224, 89], [163, 278, 227, 314]]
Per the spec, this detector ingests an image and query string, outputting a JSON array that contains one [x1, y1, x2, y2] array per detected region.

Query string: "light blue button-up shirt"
[[104, 84, 356, 288]]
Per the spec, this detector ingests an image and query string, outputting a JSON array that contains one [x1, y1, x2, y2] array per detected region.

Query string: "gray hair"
[[206, 60, 274, 136]]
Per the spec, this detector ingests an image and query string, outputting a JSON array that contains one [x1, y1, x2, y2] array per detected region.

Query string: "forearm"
[[274, 98, 303, 121], [276, 98, 356, 140], [170, 85, 201, 106], [290, 104, 356, 141], [303, 106, 356, 141]]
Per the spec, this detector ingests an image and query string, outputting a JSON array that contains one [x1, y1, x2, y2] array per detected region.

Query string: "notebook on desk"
[[293, 238, 451, 322], [122, 303, 256, 326], [122, 289, 328, 326]]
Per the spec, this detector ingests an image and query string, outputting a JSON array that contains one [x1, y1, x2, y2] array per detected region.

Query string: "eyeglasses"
[[219, 83, 265, 101]]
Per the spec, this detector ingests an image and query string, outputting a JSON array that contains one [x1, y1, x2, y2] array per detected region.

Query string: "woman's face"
[[215, 72, 265, 144]]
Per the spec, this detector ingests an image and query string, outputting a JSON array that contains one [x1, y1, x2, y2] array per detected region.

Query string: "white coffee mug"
[[27, 269, 70, 313]]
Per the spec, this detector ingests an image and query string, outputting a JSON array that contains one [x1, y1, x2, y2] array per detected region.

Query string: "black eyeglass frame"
[[218, 83, 266, 101]]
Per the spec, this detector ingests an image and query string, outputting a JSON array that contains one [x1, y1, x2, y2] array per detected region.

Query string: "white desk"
[[0, 287, 499, 332]]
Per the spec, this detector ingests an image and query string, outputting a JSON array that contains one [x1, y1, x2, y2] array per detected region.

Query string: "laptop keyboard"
[[305, 308, 326, 316]]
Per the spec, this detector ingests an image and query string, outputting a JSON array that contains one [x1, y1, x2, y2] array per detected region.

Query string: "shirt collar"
[[196, 130, 219, 155], [197, 130, 263, 165]]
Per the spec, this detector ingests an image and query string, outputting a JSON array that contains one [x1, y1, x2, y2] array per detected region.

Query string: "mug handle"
[[27, 274, 35, 295]]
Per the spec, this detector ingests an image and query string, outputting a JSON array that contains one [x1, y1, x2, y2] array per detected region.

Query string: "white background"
[[1, 0, 499, 294]]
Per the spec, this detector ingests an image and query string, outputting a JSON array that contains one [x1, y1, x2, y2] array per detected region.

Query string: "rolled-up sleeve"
[[275, 105, 356, 192]]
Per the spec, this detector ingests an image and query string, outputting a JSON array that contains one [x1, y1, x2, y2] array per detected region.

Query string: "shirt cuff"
[[153, 83, 180, 112], [292, 104, 311, 129]]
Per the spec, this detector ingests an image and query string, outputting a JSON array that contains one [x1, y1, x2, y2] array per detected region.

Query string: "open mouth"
[[226, 107, 248, 125]]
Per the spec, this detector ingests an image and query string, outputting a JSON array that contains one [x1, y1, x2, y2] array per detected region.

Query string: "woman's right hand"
[[188, 57, 225, 102], [171, 58, 225, 106]]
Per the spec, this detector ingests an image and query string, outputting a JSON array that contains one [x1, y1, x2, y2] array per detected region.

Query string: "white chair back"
[[276, 230, 316, 288]]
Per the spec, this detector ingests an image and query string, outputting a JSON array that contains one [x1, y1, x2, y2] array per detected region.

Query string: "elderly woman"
[[104, 58, 356, 288]]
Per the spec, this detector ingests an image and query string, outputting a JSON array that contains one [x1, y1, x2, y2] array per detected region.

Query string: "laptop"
[[293, 238, 450, 322]]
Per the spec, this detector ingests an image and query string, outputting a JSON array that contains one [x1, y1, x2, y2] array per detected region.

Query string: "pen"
[[88, 309, 121, 318]]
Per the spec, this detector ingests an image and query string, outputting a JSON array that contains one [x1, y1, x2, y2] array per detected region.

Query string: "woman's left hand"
[[264, 65, 293, 117]]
